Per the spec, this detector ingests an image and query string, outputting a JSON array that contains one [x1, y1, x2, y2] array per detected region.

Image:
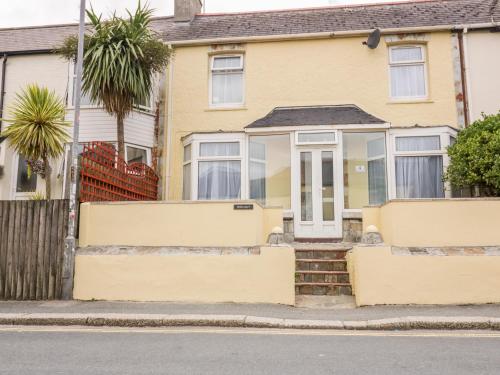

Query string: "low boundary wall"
[[362, 199, 500, 247], [73, 246, 295, 305], [79, 201, 283, 248], [348, 246, 500, 306]]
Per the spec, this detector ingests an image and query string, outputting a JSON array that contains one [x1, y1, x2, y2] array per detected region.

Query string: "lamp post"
[[62, 0, 86, 300]]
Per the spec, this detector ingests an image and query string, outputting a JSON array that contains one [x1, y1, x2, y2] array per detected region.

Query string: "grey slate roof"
[[245, 105, 386, 128], [1, 0, 500, 53]]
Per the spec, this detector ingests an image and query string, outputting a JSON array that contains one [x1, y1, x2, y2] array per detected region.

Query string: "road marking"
[[0, 325, 499, 338]]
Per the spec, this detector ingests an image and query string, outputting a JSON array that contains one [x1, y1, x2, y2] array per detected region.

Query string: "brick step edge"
[[296, 259, 347, 263], [295, 271, 349, 275], [0, 313, 499, 331], [296, 282, 351, 287]]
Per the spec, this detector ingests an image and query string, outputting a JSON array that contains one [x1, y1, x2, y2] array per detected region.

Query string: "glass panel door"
[[300, 152, 313, 222], [321, 151, 334, 222]]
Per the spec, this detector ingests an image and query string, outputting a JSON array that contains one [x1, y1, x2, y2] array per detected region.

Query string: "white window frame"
[[387, 127, 457, 199], [209, 54, 245, 109], [388, 45, 428, 101], [295, 130, 338, 146], [182, 144, 192, 200], [125, 143, 151, 166], [11, 153, 39, 200], [183, 133, 246, 200], [68, 62, 98, 109]]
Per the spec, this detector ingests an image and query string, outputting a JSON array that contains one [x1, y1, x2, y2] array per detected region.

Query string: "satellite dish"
[[363, 29, 381, 49]]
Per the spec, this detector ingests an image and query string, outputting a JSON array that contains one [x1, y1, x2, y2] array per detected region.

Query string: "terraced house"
[[1, 0, 500, 305]]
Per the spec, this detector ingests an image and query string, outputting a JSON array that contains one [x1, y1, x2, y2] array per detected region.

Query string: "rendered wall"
[[362, 199, 500, 247], [348, 246, 500, 306], [166, 32, 458, 199], [73, 246, 295, 304], [466, 31, 500, 122], [79, 201, 283, 248]]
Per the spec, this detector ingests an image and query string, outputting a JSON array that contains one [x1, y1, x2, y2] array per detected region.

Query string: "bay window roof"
[[245, 105, 386, 129]]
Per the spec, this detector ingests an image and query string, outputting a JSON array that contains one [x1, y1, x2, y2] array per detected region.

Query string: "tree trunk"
[[43, 156, 51, 200], [117, 115, 125, 161]]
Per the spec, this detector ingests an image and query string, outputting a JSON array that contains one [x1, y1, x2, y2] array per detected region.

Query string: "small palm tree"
[[1, 84, 70, 199], [59, 2, 171, 160]]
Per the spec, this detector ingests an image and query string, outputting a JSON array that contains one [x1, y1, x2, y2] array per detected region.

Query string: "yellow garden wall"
[[348, 246, 500, 306], [79, 201, 283, 248], [362, 199, 500, 247], [73, 246, 295, 304]]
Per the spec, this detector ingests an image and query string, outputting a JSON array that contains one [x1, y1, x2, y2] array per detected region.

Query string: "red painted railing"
[[79, 141, 159, 202]]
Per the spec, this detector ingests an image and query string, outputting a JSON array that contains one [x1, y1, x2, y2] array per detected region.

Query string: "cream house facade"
[[161, 0, 499, 240]]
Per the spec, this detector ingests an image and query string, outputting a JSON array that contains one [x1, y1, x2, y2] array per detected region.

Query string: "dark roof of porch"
[[245, 105, 386, 128]]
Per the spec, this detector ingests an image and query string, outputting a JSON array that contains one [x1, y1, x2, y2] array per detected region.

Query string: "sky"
[[0, 0, 399, 28]]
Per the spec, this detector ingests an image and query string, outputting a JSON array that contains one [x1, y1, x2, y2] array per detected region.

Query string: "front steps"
[[295, 244, 353, 296]]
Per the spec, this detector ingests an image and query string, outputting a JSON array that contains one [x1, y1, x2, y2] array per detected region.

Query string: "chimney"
[[174, 0, 203, 22]]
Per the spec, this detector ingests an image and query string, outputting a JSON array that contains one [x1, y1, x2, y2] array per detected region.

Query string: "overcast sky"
[[1, 0, 398, 28]]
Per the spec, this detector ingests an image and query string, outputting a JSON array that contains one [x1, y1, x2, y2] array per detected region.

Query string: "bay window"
[[210, 55, 244, 107], [393, 135, 445, 199], [249, 134, 291, 209], [343, 132, 387, 209], [389, 45, 427, 100]]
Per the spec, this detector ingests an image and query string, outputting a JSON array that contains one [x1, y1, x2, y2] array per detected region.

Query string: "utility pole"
[[62, 0, 86, 300]]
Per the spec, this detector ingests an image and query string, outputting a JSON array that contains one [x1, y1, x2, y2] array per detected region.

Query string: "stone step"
[[295, 249, 348, 260], [295, 271, 350, 284], [296, 259, 347, 272], [295, 283, 352, 296]]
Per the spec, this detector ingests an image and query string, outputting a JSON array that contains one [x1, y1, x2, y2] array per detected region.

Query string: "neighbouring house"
[[459, 27, 500, 123], [0, 25, 163, 200]]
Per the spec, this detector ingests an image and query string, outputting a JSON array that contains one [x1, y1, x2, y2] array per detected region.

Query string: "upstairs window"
[[210, 55, 244, 107], [389, 46, 427, 100]]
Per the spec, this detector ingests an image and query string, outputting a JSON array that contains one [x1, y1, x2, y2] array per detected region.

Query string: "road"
[[1, 326, 499, 374]]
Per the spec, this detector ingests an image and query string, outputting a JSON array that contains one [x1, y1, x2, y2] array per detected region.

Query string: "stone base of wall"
[[282, 217, 363, 243]]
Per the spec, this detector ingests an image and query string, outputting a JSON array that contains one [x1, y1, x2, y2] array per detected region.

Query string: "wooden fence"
[[80, 141, 159, 202], [0, 199, 69, 300]]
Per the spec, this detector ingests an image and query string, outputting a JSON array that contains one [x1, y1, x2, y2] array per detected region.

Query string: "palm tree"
[[1, 84, 70, 199], [59, 2, 171, 161]]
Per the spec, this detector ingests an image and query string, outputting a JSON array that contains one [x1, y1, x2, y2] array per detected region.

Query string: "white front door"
[[294, 147, 342, 239]]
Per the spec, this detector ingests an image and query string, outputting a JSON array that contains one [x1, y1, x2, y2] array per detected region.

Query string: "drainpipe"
[[0, 53, 7, 140], [457, 30, 470, 127]]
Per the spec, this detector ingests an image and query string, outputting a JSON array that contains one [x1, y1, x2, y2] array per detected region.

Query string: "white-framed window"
[[69, 63, 95, 108], [389, 45, 427, 100], [15, 154, 37, 195], [389, 129, 455, 199], [125, 144, 151, 165], [182, 144, 192, 200], [183, 133, 246, 200], [295, 130, 338, 145], [210, 55, 244, 107]]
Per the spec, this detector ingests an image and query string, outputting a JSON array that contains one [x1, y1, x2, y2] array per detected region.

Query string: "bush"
[[445, 113, 500, 196]]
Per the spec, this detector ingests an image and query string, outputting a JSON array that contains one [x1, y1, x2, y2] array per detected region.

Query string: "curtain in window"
[[198, 161, 241, 200], [16, 155, 37, 193], [183, 163, 191, 200], [390, 65, 425, 98], [200, 142, 239, 157], [212, 73, 243, 105], [396, 136, 440, 151], [396, 156, 444, 198]]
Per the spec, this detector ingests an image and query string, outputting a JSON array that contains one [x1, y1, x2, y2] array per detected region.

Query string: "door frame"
[[291, 140, 343, 239]]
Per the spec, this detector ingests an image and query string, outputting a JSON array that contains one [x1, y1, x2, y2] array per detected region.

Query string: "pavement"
[[1, 326, 500, 374], [1, 299, 500, 330]]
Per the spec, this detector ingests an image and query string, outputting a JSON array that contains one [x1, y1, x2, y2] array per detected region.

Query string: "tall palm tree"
[[59, 2, 171, 161], [1, 84, 70, 199]]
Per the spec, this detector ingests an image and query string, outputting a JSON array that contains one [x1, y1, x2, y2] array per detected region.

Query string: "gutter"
[[457, 30, 470, 127], [169, 23, 499, 46]]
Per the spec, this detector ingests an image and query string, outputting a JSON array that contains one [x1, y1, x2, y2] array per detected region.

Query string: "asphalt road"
[[1, 326, 500, 375]]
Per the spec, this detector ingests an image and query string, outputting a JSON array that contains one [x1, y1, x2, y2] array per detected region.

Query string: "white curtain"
[[198, 161, 241, 200], [390, 64, 425, 98], [396, 156, 444, 198], [212, 72, 243, 105], [396, 136, 440, 152], [200, 142, 239, 157]]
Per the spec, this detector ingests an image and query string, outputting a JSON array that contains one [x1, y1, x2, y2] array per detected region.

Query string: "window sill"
[[387, 99, 434, 105], [205, 106, 248, 112]]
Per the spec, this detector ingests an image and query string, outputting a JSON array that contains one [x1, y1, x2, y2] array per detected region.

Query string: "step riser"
[[296, 261, 347, 271], [296, 274, 350, 283], [295, 285, 352, 296], [295, 250, 348, 260]]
